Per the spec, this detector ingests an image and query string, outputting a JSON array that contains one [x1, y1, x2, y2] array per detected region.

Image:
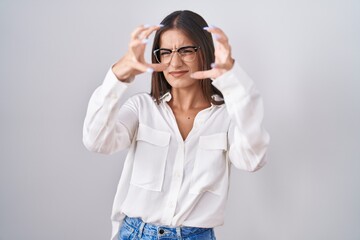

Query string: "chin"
[[166, 77, 198, 89]]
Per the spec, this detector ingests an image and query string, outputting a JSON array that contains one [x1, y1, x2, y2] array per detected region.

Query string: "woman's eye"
[[180, 48, 195, 54], [160, 51, 171, 56]]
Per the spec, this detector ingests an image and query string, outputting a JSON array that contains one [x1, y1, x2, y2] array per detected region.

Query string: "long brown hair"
[[150, 10, 224, 105]]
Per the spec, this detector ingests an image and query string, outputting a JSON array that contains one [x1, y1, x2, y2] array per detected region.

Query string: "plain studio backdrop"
[[1, 0, 359, 239]]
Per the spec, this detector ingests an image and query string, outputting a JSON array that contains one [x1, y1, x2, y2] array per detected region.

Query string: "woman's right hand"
[[112, 24, 167, 82]]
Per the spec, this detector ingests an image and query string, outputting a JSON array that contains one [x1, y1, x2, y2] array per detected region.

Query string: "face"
[[159, 29, 201, 90]]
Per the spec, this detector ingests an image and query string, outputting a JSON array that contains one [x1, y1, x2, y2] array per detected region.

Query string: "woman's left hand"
[[191, 26, 235, 80]]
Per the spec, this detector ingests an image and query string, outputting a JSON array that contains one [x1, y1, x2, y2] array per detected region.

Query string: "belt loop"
[[176, 227, 182, 240], [137, 222, 145, 238]]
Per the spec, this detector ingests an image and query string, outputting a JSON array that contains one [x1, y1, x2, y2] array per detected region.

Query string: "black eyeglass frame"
[[153, 46, 201, 63]]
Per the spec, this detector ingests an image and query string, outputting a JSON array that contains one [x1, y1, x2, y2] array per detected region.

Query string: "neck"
[[169, 85, 210, 111]]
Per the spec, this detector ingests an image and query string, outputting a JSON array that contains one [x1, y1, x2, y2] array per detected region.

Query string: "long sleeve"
[[212, 63, 270, 171], [83, 67, 138, 154]]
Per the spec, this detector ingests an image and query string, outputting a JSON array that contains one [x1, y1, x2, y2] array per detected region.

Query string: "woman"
[[83, 10, 270, 240]]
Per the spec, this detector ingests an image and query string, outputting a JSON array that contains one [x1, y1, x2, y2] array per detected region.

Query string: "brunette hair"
[[150, 10, 224, 105]]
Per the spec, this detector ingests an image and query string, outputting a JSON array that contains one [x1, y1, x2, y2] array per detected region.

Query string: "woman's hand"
[[191, 26, 234, 80], [112, 24, 167, 82]]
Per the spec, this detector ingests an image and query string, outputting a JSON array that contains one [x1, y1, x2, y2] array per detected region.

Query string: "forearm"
[[212, 62, 270, 171], [83, 67, 134, 154]]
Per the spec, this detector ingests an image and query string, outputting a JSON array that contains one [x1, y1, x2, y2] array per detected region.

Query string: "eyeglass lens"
[[154, 46, 198, 63]]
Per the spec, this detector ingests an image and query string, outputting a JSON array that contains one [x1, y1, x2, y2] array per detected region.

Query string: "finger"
[[213, 34, 230, 47], [190, 69, 219, 80], [130, 61, 168, 74], [211, 61, 234, 70], [130, 38, 150, 47], [203, 26, 228, 42], [129, 60, 154, 73], [132, 24, 162, 43], [131, 24, 150, 40], [204, 26, 230, 49], [148, 63, 168, 72], [142, 24, 163, 39]]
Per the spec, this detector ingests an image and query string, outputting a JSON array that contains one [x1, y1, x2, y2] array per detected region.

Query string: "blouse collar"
[[158, 92, 223, 107]]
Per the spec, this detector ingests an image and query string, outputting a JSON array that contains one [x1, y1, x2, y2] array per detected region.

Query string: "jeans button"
[[159, 229, 165, 234]]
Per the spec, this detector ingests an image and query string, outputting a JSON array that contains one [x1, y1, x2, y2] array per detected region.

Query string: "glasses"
[[153, 46, 200, 64]]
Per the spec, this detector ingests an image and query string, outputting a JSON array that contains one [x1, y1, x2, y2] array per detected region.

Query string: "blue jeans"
[[118, 216, 216, 240]]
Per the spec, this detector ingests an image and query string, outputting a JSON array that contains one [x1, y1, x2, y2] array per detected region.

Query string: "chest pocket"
[[130, 124, 171, 191], [190, 132, 229, 195]]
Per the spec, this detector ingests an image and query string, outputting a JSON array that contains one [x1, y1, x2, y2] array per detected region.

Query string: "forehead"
[[159, 29, 194, 48]]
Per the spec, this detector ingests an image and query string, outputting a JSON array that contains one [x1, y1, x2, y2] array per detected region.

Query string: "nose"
[[169, 51, 183, 67]]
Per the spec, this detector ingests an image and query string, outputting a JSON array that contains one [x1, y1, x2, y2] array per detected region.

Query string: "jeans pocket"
[[118, 223, 136, 240], [187, 228, 216, 240]]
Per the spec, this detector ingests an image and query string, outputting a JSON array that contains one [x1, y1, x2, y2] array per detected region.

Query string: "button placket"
[[162, 143, 185, 225]]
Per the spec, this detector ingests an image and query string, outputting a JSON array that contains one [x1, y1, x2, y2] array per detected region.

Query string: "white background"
[[1, 0, 359, 239]]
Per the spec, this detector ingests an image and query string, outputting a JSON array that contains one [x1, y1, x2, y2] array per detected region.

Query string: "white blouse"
[[83, 62, 270, 240]]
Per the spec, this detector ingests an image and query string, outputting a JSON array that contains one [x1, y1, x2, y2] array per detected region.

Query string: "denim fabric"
[[118, 216, 216, 240]]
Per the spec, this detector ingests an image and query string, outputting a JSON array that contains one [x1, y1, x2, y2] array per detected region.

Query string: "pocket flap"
[[136, 124, 171, 147], [199, 132, 227, 150]]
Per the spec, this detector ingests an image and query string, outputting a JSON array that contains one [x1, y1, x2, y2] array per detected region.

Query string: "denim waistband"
[[123, 215, 213, 238]]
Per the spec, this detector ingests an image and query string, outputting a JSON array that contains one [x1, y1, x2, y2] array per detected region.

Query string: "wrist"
[[111, 63, 133, 83]]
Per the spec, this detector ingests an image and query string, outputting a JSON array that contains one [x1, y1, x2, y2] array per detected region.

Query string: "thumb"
[[148, 63, 168, 72], [191, 69, 218, 79], [130, 61, 155, 73]]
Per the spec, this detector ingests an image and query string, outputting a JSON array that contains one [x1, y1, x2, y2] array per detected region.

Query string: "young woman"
[[83, 10, 270, 240]]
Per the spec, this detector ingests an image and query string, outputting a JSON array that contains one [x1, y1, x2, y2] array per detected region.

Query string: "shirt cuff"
[[100, 66, 133, 99]]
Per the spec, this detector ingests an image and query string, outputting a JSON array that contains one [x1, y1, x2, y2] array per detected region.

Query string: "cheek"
[[163, 71, 170, 79], [187, 60, 201, 73], [193, 58, 203, 71], [193, 62, 202, 72]]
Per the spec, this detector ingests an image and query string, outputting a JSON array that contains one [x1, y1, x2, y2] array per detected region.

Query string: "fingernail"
[[146, 68, 154, 73], [143, 24, 151, 28], [190, 73, 194, 78], [158, 24, 164, 28], [142, 38, 149, 44], [204, 25, 216, 30], [211, 63, 216, 68], [213, 34, 220, 40]]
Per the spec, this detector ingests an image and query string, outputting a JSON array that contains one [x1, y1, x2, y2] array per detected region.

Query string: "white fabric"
[[83, 62, 270, 240]]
